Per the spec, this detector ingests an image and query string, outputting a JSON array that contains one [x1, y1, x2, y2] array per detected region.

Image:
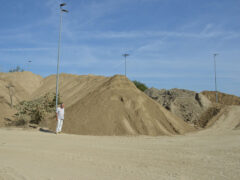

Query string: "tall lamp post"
[[122, 53, 130, 77], [56, 2, 68, 110], [213, 53, 218, 103]]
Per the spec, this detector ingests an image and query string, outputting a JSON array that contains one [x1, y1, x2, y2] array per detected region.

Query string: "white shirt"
[[56, 107, 64, 120]]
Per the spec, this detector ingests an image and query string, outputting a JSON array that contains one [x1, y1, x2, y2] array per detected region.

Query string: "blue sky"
[[0, 0, 240, 96]]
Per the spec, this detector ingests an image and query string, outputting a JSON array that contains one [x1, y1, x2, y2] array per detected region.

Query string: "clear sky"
[[0, 0, 240, 96]]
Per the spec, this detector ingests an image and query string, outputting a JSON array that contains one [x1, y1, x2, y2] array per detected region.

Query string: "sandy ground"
[[0, 128, 239, 180]]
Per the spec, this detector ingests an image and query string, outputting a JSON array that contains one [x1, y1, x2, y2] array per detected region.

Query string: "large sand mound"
[[1, 72, 239, 136], [41, 75, 194, 135], [0, 72, 194, 135], [145, 88, 212, 125], [201, 91, 240, 105]]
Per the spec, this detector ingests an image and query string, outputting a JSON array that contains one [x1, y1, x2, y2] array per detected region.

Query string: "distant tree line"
[[9, 65, 24, 72]]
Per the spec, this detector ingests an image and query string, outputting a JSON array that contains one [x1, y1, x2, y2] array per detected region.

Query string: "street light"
[[122, 53, 130, 77], [56, 2, 68, 110], [213, 53, 218, 103]]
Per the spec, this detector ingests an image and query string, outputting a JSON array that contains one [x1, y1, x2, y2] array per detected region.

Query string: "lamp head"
[[122, 53, 130, 57], [61, 9, 69, 13], [60, 3, 66, 7]]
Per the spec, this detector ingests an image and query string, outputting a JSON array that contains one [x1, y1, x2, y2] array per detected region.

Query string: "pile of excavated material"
[[0, 72, 194, 136], [145, 88, 212, 125], [42, 75, 194, 135], [1, 72, 239, 135]]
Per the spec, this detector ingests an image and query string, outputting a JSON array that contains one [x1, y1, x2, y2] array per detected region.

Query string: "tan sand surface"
[[0, 72, 43, 126], [201, 91, 240, 105], [35, 74, 194, 136], [0, 72, 194, 136], [196, 105, 240, 134], [0, 128, 239, 180]]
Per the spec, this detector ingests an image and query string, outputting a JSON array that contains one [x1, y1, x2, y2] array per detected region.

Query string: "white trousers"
[[56, 119, 64, 133]]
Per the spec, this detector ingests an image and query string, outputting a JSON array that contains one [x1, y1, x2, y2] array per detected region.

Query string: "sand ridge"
[[47, 75, 194, 135], [202, 91, 240, 105], [1, 72, 239, 136], [0, 72, 194, 135]]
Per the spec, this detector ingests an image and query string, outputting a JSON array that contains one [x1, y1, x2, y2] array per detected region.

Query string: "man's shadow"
[[39, 128, 55, 134]]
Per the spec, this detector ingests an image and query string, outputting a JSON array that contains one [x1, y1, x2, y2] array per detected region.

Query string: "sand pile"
[[0, 71, 43, 97], [31, 73, 108, 107], [41, 75, 194, 135], [201, 91, 240, 105], [199, 105, 240, 132], [0, 72, 194, 135], [0, 72, 43, 126], [145, 88, 212, 125], [1, 71, 239, 135]]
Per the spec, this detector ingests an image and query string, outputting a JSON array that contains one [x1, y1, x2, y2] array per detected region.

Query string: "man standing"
[[56, 103, 64, 134]]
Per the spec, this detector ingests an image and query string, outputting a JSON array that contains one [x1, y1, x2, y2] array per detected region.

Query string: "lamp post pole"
[[56, 3, 68, 110], [122, 53, 129, 77], [213, 53, 218, 103]]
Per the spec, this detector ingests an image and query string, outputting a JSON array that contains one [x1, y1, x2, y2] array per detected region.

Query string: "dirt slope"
[[0, 72, 194, 135], [42, 75, 194, 135], [0, 71, 43, 97], [201, 91, 240, 105], [145, 88, 212, 125], [31, 73, 108, 107], [205, 106, 240, 131], [1, 72, 239, 136], [0, 102, 16, 127], [0, 72, 43, 126]]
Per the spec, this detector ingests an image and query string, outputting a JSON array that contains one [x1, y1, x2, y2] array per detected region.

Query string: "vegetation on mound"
[[132, 80, 148, 92], [9, 65, 24, 72], [13, 93, 61, 126]]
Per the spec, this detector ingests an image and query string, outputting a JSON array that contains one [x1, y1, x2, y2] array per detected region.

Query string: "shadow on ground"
[[39, 128, 55, 134]]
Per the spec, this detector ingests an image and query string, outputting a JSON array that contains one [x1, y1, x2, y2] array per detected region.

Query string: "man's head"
[[60, 103, 64, 108]]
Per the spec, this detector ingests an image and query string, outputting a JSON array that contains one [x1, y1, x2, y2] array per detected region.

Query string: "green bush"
[[14, 92, 61, 126], [132, 80, 148, 92]]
